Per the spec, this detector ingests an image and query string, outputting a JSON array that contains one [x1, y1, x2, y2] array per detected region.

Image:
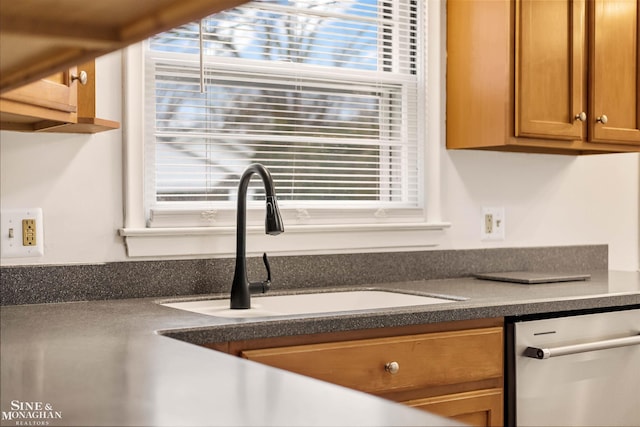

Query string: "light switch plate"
[[1, 208, 44, 258]]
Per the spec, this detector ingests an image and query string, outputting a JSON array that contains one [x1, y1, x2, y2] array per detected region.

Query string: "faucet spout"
[[231, 163, 284, 309]]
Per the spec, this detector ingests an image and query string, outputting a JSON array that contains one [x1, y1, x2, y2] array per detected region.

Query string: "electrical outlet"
[[481, 207, 505, 241], [1, 208, 44, 258], [22, 219, 37, 246], [484, 213, 494, 234]]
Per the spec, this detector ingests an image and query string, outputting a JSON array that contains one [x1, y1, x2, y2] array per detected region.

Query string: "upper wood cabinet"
[[0, 68, 78, 131], [447, 0, 639, 155], [0, 61, 119, 133], [0, 0, 249, 95], [47, 61, 121, 134]]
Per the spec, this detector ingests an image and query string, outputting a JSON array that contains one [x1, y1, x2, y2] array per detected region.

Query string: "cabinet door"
[[516, 0, 586, 140], [0, 68, 78, 130], [590, 0, 640, 145], [405, 388, 503, 427]]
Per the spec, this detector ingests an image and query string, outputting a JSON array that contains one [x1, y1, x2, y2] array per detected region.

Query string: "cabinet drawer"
[[241, 327, 503, 395]]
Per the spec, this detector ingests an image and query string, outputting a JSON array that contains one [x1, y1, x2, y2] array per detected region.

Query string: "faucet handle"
[[262, 252, 272, 283], [248, 253, 272, 294]]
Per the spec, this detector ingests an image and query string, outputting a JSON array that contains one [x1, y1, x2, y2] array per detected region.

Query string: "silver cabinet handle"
[[71, 70, 88, 85], [596, 114, 608, 124], [574, 112, 587, 121], [524, 334, 640, 359], [384, 361, 400, 374]]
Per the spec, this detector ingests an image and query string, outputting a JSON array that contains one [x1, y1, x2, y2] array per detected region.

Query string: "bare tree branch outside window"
[[146, 0, 419, 207]]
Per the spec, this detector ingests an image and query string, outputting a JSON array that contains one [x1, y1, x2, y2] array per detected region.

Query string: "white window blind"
[[144, 0, 423, 226]]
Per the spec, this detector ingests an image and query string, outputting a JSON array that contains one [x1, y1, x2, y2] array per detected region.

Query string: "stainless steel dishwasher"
[[507, 307, 640, 426]]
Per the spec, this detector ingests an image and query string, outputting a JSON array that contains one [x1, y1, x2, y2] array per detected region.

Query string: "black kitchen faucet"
[[230, 163, 284, 309]]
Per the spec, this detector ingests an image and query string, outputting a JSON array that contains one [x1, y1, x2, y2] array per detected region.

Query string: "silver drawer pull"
[[384, 361, 400, 374], [71, 70, 88, 85], [524, 334, 640, 359]]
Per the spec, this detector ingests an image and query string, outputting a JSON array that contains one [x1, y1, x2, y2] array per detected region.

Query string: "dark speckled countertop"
[[1, 270, 639, 426]]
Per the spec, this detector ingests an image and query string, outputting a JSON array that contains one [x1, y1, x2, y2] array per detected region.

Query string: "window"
[[121, 0, 447, 257]]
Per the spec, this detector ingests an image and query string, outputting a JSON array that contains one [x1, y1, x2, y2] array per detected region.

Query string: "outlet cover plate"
[[481, 207, 505, 241], [1, 208, 44, 258]]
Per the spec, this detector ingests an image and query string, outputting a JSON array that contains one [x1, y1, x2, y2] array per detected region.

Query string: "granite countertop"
[[1, 270, 639, 427]]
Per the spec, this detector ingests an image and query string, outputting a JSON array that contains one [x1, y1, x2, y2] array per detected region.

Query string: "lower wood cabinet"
[[206, 318, 504, 427], [405, 388, 503, 427]]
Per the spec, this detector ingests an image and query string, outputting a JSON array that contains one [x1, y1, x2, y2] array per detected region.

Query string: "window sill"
[[118, 222, 451, 258]]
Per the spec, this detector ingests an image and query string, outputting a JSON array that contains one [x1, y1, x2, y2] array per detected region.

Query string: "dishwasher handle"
[[524, 334, 640, 360]]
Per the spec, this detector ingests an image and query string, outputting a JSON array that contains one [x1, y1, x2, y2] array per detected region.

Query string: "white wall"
[[440, 150, 639, 271], [1, 52, 639, 270], [1, 52, 126, 265]]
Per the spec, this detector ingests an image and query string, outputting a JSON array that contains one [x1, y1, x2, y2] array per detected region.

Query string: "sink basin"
[[160, 290, 461, 319]]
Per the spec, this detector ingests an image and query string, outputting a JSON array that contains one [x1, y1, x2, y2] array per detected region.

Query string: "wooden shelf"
[[37, 117, 120, 134]]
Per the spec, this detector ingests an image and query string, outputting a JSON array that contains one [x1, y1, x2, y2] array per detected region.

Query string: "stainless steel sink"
[[160, 290, 462, 319]]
